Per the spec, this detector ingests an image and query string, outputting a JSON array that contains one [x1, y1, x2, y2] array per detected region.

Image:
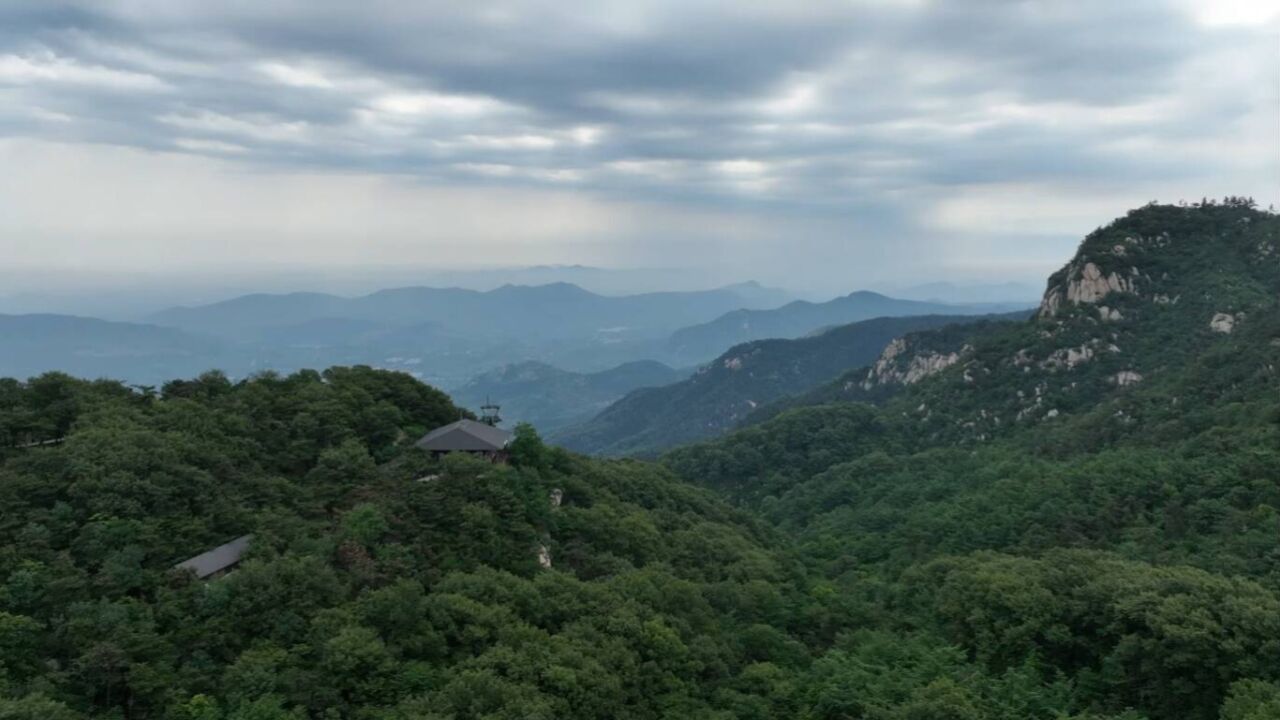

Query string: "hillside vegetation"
[[1, 201, 1278, 720], [664, 199, 1280, 718], [554, 313, 1026, 456]]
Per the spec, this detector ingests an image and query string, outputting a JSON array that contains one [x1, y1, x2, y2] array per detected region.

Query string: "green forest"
[[2, 202, 1279, 720]]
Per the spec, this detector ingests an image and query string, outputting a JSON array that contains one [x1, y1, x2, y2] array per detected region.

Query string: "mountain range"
[[553, 311, 1030, 455], [146, 281, 792, 342], [2, 279, 1032, 391], [665, 290, 1029, 364]]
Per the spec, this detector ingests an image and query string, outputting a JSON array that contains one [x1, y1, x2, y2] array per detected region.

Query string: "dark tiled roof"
[[415, 419, 513, 452], [174, 534, 253, 578]]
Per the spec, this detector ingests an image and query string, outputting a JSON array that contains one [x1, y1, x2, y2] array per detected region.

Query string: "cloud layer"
[[1, 0, 1276, 294]]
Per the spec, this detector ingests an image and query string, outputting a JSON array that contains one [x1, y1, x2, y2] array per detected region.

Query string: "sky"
[[0, 0, 1277, 303]]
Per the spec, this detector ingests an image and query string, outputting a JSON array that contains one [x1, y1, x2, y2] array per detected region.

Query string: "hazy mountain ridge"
[[4, 282, 795, 387], [665, 290, 1032, 364], [149, 281, 793, 342], [4, 280, 1034, 391], [552, 312, 1024, 456], [0, 314, 225, 384]]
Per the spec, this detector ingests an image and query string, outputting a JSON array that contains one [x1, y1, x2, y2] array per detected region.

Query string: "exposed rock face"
[[537, 544, 552, 569], [1043, 344, 1094, 369], [1069, 263, 1132, 304], [1098, 306, 1123, 322], [549, 488, 563, 509], [1112, 370, 1143, 387], [1210, 313, 1236, 333], [723, 356, 743, 370], [1039, 261, 1137, 317], [862, 338, 968, 389]]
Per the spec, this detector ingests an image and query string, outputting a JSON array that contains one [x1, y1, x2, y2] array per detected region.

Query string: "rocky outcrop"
[[862, 338, 970, 389], [1043, 344, 1093, 369], [1209, 313, 1235, 333], [1112, 370, 1143, 387], [1039, 261, 1138, 317]]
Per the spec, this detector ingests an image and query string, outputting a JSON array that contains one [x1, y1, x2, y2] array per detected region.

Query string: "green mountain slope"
[[675, 199, 1279, 491], [660, 200, 1280, 720], [3, 201, 1279, 720], [553, 313, 1021, 457], [450, 359, 686, 431]]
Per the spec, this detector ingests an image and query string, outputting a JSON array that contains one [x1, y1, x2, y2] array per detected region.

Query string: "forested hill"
[[671, 199, 1279, 496], [664, 199, 1280, 718], [2, 201, 1279, 720], [1, 367, 824, 718], [552, 312, 1026, 456]]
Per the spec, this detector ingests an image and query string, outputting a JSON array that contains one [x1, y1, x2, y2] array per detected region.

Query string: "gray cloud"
[[0, 0, 1276, 295]]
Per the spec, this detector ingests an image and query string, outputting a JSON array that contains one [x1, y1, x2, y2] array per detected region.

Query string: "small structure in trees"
[[174, 534, 253, 579], [415, 418, 513, 461]]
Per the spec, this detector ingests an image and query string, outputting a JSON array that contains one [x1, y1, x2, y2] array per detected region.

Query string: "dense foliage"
[[664, 201, 1280, 719], [2, 202, 1277, 720]]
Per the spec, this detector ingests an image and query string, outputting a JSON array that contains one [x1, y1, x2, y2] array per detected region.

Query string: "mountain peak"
[[1037, 200, 1277, 322]]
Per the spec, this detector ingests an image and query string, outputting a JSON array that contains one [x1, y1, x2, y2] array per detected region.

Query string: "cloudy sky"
[[0, 0, 1276, 300]]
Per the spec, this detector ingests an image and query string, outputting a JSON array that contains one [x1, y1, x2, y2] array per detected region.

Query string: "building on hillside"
[[415, 418, 513, 461], [174, 534, 253, 580]]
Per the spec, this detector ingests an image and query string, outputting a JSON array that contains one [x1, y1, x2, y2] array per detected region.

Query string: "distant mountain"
[[0, 314, 224, 384], [665, 290, 1032, 363], [450, 360, 686, 432], [126, 281, 795, 389], [552, 313, 1019, 456], [148, 282, 792, 343]]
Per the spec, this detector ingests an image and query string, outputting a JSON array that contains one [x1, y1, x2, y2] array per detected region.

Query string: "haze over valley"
[[1, 2, 1278, 719]]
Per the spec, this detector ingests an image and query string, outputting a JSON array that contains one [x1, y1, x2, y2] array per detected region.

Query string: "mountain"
[[741, 315, 1022, 425], [553, 312, 1027, 456], [148, 281, 792, 343], [0, 282, 789, 390], [449, 359, 686, 431], [132, 281, 796, 388], [658, 200, 1280, 720], [0, 314, 225, 385], [726, 199, 1280, 453], [669, 199, 1280, 500], [665, 290, 1032, 364]]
